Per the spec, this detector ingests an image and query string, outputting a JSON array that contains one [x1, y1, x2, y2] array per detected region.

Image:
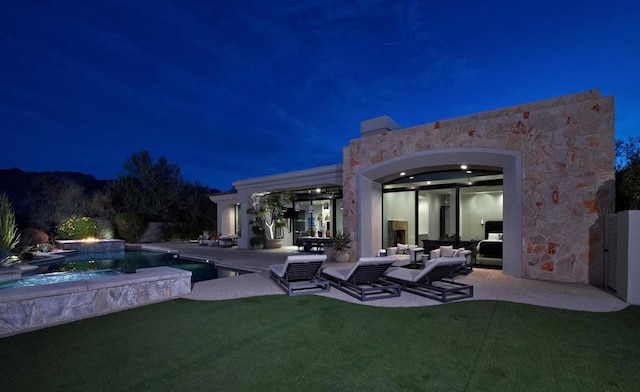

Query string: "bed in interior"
[[476, 221, 503, 262]]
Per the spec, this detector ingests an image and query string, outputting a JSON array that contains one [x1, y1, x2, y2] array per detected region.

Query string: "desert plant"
[[56, 215, 98, 239], [329, 231, 351, 252], [0, 193, 21, 266], [114, 212, 148, 243]]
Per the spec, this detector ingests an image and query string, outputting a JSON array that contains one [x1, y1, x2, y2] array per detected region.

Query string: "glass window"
[[418, 188, 456, 242], [383, 191, 416, 247], [459, 185, 503, 241]]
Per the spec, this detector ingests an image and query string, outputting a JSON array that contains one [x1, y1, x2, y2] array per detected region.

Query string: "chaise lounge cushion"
[[383, 257, 473, 302], [385, 257, 466, 283], [322, 257, 395, 281], [269, 254, 327, 278], [322, 257, 401, 301], [269, 255, 329, 296]]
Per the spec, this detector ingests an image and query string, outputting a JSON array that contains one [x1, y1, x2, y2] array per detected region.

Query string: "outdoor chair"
[[269, 255, 329, 296], [427, 246, 474, 274], [321, 257, 401, 301], [383, 257, 473, 302]]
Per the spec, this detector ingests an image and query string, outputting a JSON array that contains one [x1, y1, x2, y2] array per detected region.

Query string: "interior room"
[[382, 167, 503, 268]]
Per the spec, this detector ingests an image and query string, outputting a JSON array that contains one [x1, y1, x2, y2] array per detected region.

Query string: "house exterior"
[[210, 89, 615, 285]]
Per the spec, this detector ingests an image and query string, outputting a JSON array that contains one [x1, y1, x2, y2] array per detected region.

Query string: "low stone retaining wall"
[[0, 266, 191, 338]]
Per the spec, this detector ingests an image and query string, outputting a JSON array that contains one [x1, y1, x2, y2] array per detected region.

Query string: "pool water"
[[1, 251, 223, 290], [0, 270, 122, 289]]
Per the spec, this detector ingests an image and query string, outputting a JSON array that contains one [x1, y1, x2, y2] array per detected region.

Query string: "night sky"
[[1, 1, 639, 191]]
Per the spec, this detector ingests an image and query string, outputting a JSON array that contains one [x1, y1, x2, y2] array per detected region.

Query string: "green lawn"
[[1, 296, 639, 391]]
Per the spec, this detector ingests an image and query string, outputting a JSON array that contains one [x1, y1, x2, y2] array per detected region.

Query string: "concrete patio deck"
[[141, 242, 628, 312]]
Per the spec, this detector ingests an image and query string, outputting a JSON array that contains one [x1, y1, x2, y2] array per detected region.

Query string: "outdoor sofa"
[[429, 245, 473, 274], [386, 244, 424, 266]]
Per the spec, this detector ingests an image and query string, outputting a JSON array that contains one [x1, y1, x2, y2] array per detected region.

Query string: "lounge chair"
[[321, 257, 401, 301], [269, 255, 329, 296], [383, 257, 473, 302]]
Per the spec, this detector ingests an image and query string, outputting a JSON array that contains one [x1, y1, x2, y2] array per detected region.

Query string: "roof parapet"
[[360, 115, 401, 136]]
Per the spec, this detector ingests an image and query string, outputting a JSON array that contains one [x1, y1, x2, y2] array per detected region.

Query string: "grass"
[[1, 296, 639, 391]]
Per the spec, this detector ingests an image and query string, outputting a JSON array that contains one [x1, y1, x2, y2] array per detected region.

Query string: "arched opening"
[[357, 148, 522, 277]]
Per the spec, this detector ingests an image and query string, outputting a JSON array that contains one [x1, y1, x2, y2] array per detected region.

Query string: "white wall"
[[616, 210, 640, 304], [460, 191, 503, 240], [418, 193, 430, 240]]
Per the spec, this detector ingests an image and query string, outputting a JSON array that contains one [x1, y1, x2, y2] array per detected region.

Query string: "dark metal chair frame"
[[385, 263, 473, 303], [270, 260, 329, 296], [323, 262, 401, 301]]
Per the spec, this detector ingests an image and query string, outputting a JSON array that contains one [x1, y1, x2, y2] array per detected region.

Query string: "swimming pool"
[[2, 250, 228, 290], [0, 269, 121, 289]]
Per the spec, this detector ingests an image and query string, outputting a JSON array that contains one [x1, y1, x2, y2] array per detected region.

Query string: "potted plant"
[[249, 223, 265, 249], [329, 231, 351, 263], [249, 235, 265, 249], [247, 192, 293, 249]]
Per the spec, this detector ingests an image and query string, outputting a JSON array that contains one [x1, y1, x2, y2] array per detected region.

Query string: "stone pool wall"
[[55, 239, 125, 254], [0, 266, 191, 338]]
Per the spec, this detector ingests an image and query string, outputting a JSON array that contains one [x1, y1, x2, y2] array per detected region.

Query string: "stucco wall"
[[343, 89, 615, 284]]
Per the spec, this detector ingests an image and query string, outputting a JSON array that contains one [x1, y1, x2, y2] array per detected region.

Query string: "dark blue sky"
[[1, 1, 639, 191]]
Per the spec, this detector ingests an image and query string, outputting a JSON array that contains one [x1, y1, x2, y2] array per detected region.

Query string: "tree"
[[248, 192, 292, 240], [616, 136, 640, 210], [108, 151, 218, 240], [28, 175, 90, 234], [109, 151, 183, 222]]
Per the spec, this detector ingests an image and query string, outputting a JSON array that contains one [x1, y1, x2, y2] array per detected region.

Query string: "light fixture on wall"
[[480, 218, 484, 226]]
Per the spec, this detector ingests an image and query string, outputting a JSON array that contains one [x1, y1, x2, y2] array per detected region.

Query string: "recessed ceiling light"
[[409, 176, 414, 180], [466, 170, 472, 174], [316, 188, 321, 193], [400, 172, 406, 176], [427, 181, 431, 185], [461, 165, 468, 170]]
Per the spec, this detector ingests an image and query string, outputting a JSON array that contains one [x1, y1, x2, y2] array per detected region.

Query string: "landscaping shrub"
[[162, 222, 200, 241], [22, 227, 50, 245], [95, 217, 115, 239], [114, 212, 147, 243], [56, 215, 98, 239]]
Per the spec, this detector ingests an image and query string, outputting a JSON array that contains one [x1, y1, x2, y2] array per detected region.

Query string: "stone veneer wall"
[[342, 89, 615, 284], [0, 266, 191, 338], [55, 239, 125, 254]]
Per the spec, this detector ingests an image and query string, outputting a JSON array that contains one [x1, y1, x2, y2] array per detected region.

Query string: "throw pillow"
[[488, 233, 502, 241], [439, 245, 454, 257], [397, 243, 409, 255]]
